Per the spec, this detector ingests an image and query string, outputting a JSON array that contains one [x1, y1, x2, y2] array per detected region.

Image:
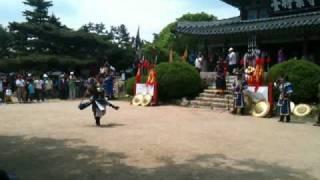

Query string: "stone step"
[[190, 101, 232, 110], [196, 96, 230, 103], [207, 86, 233, 90], [191, 100, 233, 108], [199, 93, 227, 98], [204, 89, 233, 94]]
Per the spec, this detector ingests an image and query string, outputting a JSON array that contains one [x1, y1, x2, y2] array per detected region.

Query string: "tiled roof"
[[176, 11, 320, 36]]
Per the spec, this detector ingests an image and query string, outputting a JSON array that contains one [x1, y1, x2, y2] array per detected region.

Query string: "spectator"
[[68, 72, 77, 99], [226, 47, 237, 74], [44, 74, 53, 99], [15, 75, 26, 103], [27, 81, 35, 102], [34, 76, 44, 102], [25, 73, 33, 102], [58, 74, 68, 100], [195, 54, 203, 73]]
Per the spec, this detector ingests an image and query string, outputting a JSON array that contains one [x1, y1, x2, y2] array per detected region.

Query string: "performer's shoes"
[[278, 120, 284, 122], [314, 123, 320, 126]]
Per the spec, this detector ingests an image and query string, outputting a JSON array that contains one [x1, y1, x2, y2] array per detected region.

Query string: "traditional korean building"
[[176, 0, 320, 66]]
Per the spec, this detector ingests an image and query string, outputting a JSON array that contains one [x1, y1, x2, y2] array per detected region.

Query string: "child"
[[4, 88, 13, 103]]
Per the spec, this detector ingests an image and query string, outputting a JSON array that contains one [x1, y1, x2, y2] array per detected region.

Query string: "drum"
[[293, 104, 312, 117], [141, 94, 152, 107], [132, 95, 143, 106], [252, 101, 271, 118]]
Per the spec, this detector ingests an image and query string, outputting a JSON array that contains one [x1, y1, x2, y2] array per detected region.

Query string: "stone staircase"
[[190, 76, 237, 110]]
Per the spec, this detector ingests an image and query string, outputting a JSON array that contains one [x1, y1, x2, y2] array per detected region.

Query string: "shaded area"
[[0, 136, 317, 180]]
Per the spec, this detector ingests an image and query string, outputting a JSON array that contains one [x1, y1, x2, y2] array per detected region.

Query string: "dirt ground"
[[0, 100, 319, 180]]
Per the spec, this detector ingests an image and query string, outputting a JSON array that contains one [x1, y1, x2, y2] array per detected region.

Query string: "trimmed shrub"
[[125, 62, 201, 101], [155, 62, 201, 101], [268, 59, 320, 103]]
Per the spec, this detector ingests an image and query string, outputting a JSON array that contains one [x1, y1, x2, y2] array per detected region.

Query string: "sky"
[[0, 0, 239, 41]]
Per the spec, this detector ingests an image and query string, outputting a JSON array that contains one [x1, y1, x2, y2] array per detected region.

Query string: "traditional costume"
[[232, 73, 248, 114], [277, 78, 293, 122], [79, 79, 119, 127], [146, 66, 158, 105], [215, 60, 226, 93]]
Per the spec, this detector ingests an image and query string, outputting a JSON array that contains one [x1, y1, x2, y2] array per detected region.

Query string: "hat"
[[132, 95, 143, 106], [141, 94, 152, 107], [229, 47, 234, 52], [252, 101, 271, 118], [70, 72, 74, 75], [43, 74, 48, 78], [293, 104, 312, 117]]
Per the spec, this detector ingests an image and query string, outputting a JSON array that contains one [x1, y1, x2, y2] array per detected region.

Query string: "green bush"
[[268, 59, 320, 103], [125, 62, 201, 101], [156, 62, 201, 101]]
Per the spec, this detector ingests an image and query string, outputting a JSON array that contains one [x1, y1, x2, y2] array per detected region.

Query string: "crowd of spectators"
[[0, 68, 128, 105], [0, 72, 87, 104]]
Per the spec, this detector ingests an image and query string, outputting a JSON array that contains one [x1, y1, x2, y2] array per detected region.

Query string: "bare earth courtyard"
[[0, 100, 319, 180]]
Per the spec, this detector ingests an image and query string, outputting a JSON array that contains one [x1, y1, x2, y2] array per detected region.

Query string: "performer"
[[80, 78, 119, 127], [232, 71, 248, 115], [146, 65, 158, 105], [276, 76, 293, 123]]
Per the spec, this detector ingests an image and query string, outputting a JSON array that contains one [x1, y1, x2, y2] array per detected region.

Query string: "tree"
[[110, 24, 131, 49], [177, 12, 216, 22], [23, 0, 53, 24], [48, 14, 66, 29], [0, 25, 12, 58], [153, 12, 217, 54], [1, 0, 138, 72]]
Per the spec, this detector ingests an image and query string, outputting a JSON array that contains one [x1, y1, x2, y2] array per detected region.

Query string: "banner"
[[246, 86, 269, 102], [136, 83, 154, 96]]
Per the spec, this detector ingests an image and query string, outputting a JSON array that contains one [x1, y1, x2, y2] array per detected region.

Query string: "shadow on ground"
[[0, 136, 316, 180]]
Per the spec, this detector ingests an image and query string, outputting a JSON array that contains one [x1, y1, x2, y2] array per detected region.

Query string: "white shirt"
[[15, 79, 25, 88], [45, 80, 53, 90], [34, 80, 44, 89], [195, 57, 202, 69], [227, 52, 237, 65]]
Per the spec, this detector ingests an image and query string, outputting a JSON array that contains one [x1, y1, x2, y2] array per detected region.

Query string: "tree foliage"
[[152, 12, 217, 56], [23, 0, 53, 24], [0, 26, 12, 58], [0, 0, 136, 72]]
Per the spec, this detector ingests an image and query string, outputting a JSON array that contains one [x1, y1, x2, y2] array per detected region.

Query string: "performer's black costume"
[[79, 79, 119, 126]]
